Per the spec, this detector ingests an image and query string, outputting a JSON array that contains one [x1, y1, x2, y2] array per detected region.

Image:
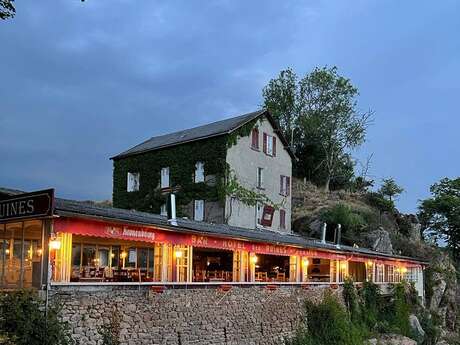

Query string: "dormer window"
[[127, 172, 140, 192], [160, 167, 170, 188], [251, 128, 259, 150], [195, 162, 205, 183]]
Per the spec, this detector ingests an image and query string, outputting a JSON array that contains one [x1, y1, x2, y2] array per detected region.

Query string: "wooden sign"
[[0, 189, 54, 222]]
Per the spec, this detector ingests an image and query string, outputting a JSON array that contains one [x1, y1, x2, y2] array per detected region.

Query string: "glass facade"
[[0, 220, 45, 289]]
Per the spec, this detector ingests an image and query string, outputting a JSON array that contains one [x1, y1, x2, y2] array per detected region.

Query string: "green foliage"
[[0, 290, 73, 345], [263, 66, 372, 191], [296, 292, 364, 345], [419, 310, 441, 345], [389, 283, 413, 337], [97, 308, 121, 345], [360, 281, 381, 329], [0, 0, 15, 20], [320, 204, 367, 241], [379, 178, 404, 201], [418, 177, 460, 259], [343, 278, 361, 324], [113, 136, 228, 215], [366, 192, 395, 215]]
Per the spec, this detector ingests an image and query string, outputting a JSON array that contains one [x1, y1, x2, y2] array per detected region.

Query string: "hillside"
[[291, 178, 460, 344]]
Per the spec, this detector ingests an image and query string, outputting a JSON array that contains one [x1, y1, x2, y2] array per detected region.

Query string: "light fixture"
[[175, 250, 183, 258], [302, 259, 309, 267], [37, 249, 43, 256], [5, 249, 10, 255], [340, 262, 347, 270], [250, 255, 258, 264], [401, 267, 407, 274], [49, 238, 61, 250], [120, 251, 127, 259], [367, 261, 373, 266], [111, 253, 115, 258]]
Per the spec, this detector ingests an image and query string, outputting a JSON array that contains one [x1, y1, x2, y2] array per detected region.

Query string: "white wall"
[[225, 117, 292, 233]]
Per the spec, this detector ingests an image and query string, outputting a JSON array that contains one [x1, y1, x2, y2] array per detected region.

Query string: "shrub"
[[320, 204, 366, 236], [360, 281, 381, 330], [0, 290, 72, 345]]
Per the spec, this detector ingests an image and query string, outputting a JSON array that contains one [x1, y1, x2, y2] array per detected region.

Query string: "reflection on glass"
[[72, 244, 81, 267], [82, 245, 96, 267], [98, 248, 109, 267], [111, 246, 120, 268]]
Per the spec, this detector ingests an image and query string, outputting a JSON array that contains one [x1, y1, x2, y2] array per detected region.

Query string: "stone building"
[[111, 110, 295, 233]]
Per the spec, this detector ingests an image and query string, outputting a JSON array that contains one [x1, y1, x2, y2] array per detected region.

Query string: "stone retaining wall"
[[50, 284, 342, 345]]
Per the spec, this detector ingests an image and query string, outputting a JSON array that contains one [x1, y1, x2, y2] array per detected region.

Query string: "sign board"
[[0, 189, 54, 222]]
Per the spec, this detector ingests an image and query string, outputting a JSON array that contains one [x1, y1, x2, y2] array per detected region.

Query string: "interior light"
[[5, 249, 10, 255], [340, 262, 347, 270], [401, 267, 407, 274], [37, 249, 43, 256], [302, 259, 309, 267], [120, 251, 127, 259], [367, 261, 373, 266], [175, 250, 183, 258], [250, 255, 258, 264]]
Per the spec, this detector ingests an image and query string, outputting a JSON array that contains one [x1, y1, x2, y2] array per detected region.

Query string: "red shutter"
[[280, 175, 283, 194], [272, 136, 276, 156], [252, 129, 259, 149], [280, 209, 286, 229], [261, 205, 275, 227], [263, 133, 267, 154], [286, 177, 291, 196]]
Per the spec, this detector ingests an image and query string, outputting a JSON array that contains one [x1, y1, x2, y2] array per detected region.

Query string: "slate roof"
[[0, 186, 427, 264], [111, 109, 296, 160]]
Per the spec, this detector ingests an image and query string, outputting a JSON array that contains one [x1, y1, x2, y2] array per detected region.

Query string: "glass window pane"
[[148, 248, 154, 274], [98, 247, 109, 267], [126, 247, 136, 268], [72, 244, 81, 267], [82, 245, 97, 267], [5, 223, 23, 288], [138, 248, 148, 269], [111, 246, 120, 268]]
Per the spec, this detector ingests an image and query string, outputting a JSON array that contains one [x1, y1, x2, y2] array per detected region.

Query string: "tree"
[[0, 0, 15, 20], [418, 177, 460, 258], [263, 66, 372, 191], [379, 178, 404, 201]]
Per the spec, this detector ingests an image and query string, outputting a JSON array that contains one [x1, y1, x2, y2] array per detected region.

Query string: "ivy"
[[226, 118, 260, 148]]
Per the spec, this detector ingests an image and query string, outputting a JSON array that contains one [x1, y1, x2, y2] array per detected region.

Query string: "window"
[[263, 133, 276, 157], [195, 162, 205, 183], [260, 205, 275, 227], [256, 202, 263, 225], [194, 200, 204, 221], [251, 128, 259, 149], [375, 264, 384, 283], [280, 175, 291, 196], [160, 204, 167, 216], [280, 209, 286, 229], [127, 172, 140, 192], [257, 167, 264, 189], [160, 167, 170, 188]]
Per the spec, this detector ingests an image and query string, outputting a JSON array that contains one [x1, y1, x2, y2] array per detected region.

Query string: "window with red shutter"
[[260, 205, 275, 227], [251, 128, 259, 149], [263, 133, 267, 154], [272, 136, 276, 156], [280, 209, 286, 229]]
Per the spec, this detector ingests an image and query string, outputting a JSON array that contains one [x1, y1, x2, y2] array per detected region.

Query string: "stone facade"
[[51, 284, 340, 345]]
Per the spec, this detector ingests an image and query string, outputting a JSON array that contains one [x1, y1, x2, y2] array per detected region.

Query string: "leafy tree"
[[418, 177, 460, 258], [0, 0, 15, 20], [366, 192, 395, 221], [263, 66, 372, 191], [379, 178, 404, 201]]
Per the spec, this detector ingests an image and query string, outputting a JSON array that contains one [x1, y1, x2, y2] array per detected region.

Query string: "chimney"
[[167, 194, 178, 226], [336, 224, 342, 248], [321, 223, 327, 244]]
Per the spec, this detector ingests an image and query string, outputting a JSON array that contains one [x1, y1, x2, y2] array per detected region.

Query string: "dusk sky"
[[1, 0, 459, 213]]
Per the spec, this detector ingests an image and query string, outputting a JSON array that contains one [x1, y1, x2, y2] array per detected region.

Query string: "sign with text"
[[0, 189, 54, 222]]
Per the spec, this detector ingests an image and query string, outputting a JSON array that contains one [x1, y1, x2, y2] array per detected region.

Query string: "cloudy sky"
[[1, 0, 459, 213]]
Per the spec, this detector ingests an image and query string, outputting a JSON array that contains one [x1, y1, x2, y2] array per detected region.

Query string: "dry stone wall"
[[50, 285, 341, 345]]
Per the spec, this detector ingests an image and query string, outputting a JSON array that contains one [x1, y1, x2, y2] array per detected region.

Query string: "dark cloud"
[[1, 0, 459, 212]]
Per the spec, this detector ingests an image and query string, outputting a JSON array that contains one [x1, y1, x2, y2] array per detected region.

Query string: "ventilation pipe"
[[321, 222, 327, 244], [336, 224, 342, 248], [167, 194, 178, 226]]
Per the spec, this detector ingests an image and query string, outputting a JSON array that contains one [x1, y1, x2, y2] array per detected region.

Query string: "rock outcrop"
[[367, 334, 417, 345], [364, 227, 394, 254]]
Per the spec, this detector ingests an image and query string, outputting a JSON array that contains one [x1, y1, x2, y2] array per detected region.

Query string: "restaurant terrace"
[[0, 187, 426, 297]]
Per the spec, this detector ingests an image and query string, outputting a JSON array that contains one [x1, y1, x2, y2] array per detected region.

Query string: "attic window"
[[127, 172, 140, 192]]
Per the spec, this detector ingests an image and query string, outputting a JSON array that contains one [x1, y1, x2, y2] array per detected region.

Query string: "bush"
[[0, 290, 72, 345], [320, 204, 367, 236], [286, 292, 364, 345]]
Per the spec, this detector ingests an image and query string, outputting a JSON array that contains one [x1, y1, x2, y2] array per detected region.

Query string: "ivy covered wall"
[[112, 135, 228, 217]]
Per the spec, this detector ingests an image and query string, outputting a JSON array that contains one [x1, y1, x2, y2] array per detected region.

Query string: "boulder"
[[367, 334, 417, 345], [364, 227, 393, 254]]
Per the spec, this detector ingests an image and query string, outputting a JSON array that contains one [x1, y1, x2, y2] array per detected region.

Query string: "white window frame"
[[194, 200, 204, 221], [160, 204, 167, 216], [266, 135, 274, 156], [127, 172, 140, 192], [195, 162, 205, 183], [160, 167, 170, 188], [257, 167, 264, 189]]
